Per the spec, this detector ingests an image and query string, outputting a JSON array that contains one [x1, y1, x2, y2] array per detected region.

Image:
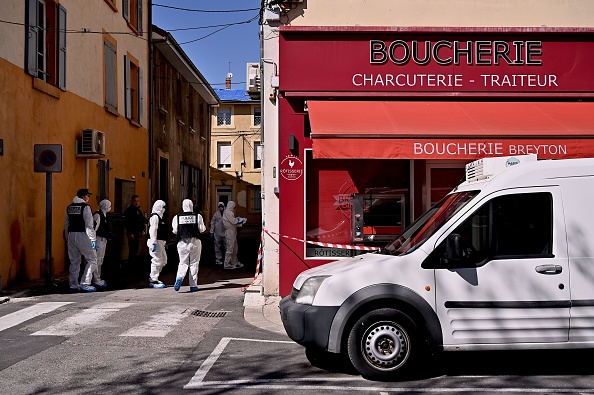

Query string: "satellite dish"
[[227, 72, 233, 78]]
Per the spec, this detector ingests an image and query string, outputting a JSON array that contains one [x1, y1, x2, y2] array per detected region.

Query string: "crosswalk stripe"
[[31, 302, 134, 336], [120, 307, 187, 337], [0, 302, 73, 332]]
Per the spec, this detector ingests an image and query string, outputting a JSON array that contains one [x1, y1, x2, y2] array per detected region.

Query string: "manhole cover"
[[189, 309, 228, 318]]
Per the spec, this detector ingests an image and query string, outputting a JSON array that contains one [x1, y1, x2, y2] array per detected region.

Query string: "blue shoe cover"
[[79, 284, 96, 292], [174, 277, 183, 292], [149, 280, 166, 289], [189, 286, 199, 292]]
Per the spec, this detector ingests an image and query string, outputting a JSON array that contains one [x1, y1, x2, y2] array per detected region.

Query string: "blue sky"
[[151, 0, 261, 90]]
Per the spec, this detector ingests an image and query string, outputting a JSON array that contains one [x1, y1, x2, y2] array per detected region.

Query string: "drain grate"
[[189, 309, 228, 318]]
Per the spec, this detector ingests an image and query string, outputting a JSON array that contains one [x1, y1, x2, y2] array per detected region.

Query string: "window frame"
[[217, 142, 232, 169], [253, 107, 261, 127], [253, 141, 262, 169], [216, 107, 232, 127], [123, 0, 143, 34], [124, 53, 143, 126]]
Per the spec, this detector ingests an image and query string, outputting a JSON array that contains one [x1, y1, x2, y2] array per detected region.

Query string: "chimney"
[[225, 76, 231, 90]]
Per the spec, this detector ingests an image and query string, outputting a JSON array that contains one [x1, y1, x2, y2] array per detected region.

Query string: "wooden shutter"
[[25, 0, 38, 76], [57, 4, 67, 90], [104, 40, 117, 110], [137, 0, 143, 32], [122, 0, 129, 22], [138, 67, 144, 125], [124, 55, 131, 119]]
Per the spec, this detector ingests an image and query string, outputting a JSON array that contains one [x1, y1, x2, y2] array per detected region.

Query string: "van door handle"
[[535, 265, 563, 274]]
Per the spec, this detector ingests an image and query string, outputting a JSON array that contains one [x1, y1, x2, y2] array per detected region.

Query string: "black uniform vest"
[[176, 212, 199, 240], [151, 213, 167, 240], [67, 203, 88, 232], [94, 210, 110, 238]]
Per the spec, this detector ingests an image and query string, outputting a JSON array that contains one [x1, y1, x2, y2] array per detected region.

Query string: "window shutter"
[[124, 55, 131, 119], [57, 4, 67, 91], [104, 40, 117, 110], [219, 144, 231, 166], [137, 0, 143, 32], [256, 143, 263, 161], [138, 67, 144, 125], [122, 0, 130, 22], [25, 0, 38, 76]]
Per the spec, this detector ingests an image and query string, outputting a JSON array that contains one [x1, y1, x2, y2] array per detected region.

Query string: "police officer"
[[172, 199, 206, 292], [64, 188, 99, 292]]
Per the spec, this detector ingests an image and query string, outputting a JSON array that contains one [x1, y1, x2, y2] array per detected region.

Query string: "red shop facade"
[[276, 26, 594, 295]]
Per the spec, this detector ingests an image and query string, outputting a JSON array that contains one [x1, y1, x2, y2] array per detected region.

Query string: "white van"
[[280, 155, 594, 380]]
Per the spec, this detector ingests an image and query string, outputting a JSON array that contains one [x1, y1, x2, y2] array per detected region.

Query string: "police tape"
[[263, 228, 381, 251]]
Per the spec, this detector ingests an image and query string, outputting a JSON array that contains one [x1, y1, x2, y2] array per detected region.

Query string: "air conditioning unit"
[[81, 129, 105, 155], [246, 63, 260, 93]]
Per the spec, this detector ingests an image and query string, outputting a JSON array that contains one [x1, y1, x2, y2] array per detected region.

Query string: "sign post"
[[34, 145, 62, 287]]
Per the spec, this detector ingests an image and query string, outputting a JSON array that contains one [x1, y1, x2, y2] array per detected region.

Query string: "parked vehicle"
[[280, 155, 594, 380]]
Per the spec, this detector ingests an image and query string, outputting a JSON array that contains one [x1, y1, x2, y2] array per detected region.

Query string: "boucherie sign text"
[[279, 29, 594, 94]]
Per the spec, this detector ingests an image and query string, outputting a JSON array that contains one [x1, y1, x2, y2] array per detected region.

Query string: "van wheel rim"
[[362, 322, 409, 370]]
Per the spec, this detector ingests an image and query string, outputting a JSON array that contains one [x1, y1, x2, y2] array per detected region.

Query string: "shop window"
[[103, 35, 117, 112], [124, 54, 144, 125], [218, 142, 231, 168], [254, 142, 262, 169], [217, 107, 232, 126], [25, 0, 67, 90]]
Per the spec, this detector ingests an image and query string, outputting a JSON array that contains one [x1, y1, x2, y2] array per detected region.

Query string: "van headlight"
[[295, 276, 329, 305]]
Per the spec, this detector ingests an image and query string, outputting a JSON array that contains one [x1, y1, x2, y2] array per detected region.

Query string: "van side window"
[[423, 192, 553, 268]]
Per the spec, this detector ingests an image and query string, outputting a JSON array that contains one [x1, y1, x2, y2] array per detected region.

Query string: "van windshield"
[[383, 191, 479, 256]]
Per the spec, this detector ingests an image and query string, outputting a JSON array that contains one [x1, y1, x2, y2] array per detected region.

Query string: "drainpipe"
[[148, 0, 154, 204]]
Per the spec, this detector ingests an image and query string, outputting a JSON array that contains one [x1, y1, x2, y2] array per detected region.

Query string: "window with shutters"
[[25, 0, 66, 91], [125, 54, 144, 126], [103, 34, 117, 113], [123, 0, 143, 34], [254, 142, 262, 169], [218, 142, 232, 169], [253, 108, 261, 127]]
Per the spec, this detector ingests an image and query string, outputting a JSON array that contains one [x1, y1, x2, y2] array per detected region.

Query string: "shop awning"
[[308, 101, 594, 160]]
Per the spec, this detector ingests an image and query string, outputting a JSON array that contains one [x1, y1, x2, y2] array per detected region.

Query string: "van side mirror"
[[440, 233, 463, 266]]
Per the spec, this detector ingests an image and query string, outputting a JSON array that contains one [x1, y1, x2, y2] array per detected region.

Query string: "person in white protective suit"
[[209, 202, 226, 265], [222, 201, 247, 270], [64, 188, 99, 292], [172, 199, 206, 292], [91, 199, 112, 288], [147, 200, 168, 288]]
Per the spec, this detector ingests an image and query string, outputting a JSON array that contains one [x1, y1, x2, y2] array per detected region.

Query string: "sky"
[[151, 0, 261, 90]]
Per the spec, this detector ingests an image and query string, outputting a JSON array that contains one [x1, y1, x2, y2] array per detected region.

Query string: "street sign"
[[34, 144, 62, 173]]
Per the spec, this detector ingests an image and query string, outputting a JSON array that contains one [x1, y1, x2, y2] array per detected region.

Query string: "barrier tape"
[[263, 228, 381, 251], [241, 228, 264, 293]]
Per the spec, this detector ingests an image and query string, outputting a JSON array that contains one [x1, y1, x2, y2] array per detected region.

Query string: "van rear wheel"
[[347, 308, 419, 380]]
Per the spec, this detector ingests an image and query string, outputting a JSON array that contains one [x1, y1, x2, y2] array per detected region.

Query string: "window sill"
[[104, 106, 119, 117], [128, 119, 141, 128], [103, 0, 118, 12], [33, 78, 62, 99]]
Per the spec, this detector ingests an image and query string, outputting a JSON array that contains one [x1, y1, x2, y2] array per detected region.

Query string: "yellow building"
[[210, 77, 262, 235], [0, 0, 150, 288]]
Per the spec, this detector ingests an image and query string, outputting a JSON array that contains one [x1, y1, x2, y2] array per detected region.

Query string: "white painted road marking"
[[0, 302, 73, 332], [184, 337, 296, 389], [31, 302, 133, 336], [120, 306, 187, 337]]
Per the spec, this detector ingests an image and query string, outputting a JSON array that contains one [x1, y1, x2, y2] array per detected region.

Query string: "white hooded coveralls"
[[172, 199, 206, 288], [222, 201, 242, 269], [210, 202, 226, 264], [147, 200, 167, 283], [64, 196, 98, 290], [92, 199, 111, 283]]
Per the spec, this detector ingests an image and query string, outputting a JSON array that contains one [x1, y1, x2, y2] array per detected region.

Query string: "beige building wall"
[[0, 0, 149, 288], [210, 98, 262, 226], [286, 0, 594, 27]]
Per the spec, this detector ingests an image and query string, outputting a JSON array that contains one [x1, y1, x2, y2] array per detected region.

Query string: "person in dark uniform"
[[172, 199, 206, 292], [146, 200, 167, 288], [92, 199, 112, 287], [64, 188, 99, 293], [124, 194, 145, 267]]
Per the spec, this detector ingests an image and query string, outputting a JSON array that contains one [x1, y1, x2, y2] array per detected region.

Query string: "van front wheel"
[[347, 308, 418, 380]]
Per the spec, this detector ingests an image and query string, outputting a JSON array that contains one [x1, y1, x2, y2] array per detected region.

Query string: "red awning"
[[308, 101, 594, 160]]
